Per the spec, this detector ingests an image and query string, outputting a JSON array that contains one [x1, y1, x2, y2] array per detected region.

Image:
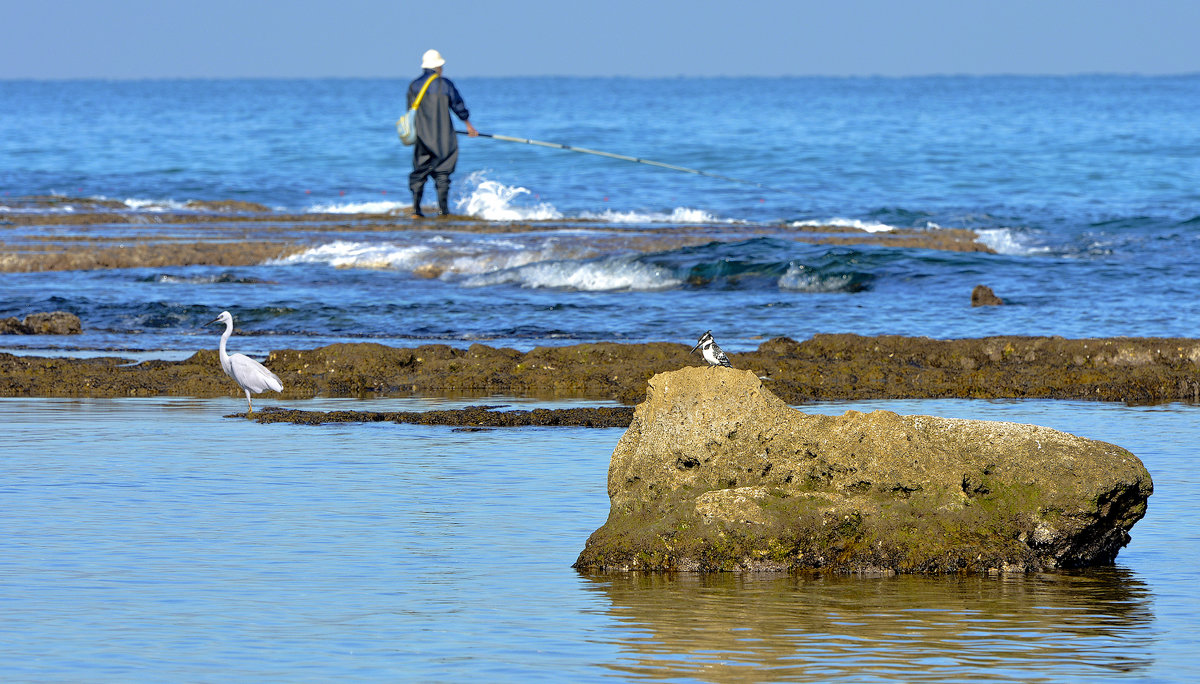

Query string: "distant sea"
[[2, 75, 1199, 354]]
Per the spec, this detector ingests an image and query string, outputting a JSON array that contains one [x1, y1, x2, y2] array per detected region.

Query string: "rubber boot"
[[435, 176, 451, 216], [410, 187, 424, 218]]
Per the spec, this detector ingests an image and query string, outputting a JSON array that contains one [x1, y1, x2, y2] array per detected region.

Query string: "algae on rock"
[[575, 367, 1153, 574]]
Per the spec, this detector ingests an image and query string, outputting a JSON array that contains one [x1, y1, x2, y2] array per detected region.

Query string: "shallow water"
[[1, 396, 1197, 681]]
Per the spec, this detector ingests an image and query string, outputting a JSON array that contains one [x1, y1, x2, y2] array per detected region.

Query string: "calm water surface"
[[1, 396, 1198, 682]]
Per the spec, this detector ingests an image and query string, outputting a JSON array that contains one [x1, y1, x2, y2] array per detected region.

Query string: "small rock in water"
[[972, 284, 1004, 306]]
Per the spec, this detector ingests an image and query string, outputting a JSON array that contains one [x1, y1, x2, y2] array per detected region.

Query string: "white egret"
[[208, 310, 283, 413]]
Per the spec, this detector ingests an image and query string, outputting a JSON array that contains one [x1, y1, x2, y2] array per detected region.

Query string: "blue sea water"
[[3, 76, 1200, 680], [2, 76, 1199, 353]]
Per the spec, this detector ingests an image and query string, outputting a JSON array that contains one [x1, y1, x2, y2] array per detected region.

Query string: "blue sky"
[[2, 0, 1197, 78]]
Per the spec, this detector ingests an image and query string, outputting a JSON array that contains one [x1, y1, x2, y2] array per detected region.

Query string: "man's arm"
[[446, 80, 478, 136]]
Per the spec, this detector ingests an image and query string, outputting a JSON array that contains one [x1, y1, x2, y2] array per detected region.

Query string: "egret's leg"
[[246, 389, 254, 414]]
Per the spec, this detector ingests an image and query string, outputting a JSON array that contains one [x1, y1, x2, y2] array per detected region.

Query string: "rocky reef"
[[249, 404, 633, 428], [574, 367, 1152, 574], [0, 195, 992, 274], [5, 335, 1200, 406]]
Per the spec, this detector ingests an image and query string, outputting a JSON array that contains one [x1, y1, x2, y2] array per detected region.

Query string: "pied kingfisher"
[[689, 330, 733, 368]]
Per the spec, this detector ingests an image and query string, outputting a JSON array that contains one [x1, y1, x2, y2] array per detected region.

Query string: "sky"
[[2, 0, 1197, 79]]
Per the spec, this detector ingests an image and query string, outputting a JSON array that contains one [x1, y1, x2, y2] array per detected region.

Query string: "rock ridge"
[[5, 335, 1200, 404]]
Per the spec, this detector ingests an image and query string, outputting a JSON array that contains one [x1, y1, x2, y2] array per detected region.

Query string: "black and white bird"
[[689, 330, 733, 368]]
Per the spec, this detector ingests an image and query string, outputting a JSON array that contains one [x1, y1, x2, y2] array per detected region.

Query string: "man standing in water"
[[408, 49, 478, 218]]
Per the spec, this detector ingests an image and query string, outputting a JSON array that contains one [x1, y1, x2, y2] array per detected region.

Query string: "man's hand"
[[465, 121, 479, 137]]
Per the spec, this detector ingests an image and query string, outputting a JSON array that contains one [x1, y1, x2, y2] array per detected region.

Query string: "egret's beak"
[[205, 316, 223, 327]]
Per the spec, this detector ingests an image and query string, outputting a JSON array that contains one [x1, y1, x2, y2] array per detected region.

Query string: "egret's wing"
[[230, 353, 284, 393]]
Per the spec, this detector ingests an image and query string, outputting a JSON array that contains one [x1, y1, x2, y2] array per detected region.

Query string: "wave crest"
[[457, 172, 563, 221], [778, 263, 870, 292], [464, 256, 682, 291], [791, 217, 898, 233]]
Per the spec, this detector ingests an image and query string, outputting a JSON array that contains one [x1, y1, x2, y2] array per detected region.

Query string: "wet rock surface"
[[5, 334, 1200, 406], [0, 311, 82, 335], [573, 367, 1153, 573], [247, 404, 633, 428], [0, 241, 306, 272]]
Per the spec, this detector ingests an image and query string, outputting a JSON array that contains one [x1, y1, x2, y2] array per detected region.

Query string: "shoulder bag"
[[396, 73, 439, 146]]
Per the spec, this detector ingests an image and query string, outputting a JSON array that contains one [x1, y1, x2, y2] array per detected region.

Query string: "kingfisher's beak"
[[689, 343, 700, 355]]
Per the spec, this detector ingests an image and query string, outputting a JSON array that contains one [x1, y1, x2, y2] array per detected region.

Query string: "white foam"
[[457, 171, 562, 221], [307, 200, 409, 214], [580, 206, 728, 224], [791, 217, 897, 233], [271, 237, 593, 278], [442, 243, 584, 276], [0, 204, 78, 214], [464, 257, 681, 291], [123, 198, 189, 212], [272, 240, 432, 270], [975, 228, 1042, 256]]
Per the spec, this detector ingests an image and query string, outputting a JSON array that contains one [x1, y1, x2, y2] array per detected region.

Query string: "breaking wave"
[[777, 262, 872, 292], [274, 240, 434, 270], [463, 256, 682, 291], [975, 228, 1043, 256], [456, 172, 563, 221], [272, 237, 596, 278], [453, 172, 733, 224]]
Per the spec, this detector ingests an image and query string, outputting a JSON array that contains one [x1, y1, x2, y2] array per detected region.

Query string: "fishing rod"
[[458, 130, 802, 197]]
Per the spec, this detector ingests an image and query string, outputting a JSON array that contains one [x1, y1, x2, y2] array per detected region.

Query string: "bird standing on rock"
[[690, 330, 733, 368], [208, 310, 283, 414]]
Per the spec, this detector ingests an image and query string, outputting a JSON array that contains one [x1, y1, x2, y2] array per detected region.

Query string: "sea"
[[1, 75, 1199, 681]]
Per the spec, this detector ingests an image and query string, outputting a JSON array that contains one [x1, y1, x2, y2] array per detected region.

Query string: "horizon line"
[[4, 71, 1199, 82]]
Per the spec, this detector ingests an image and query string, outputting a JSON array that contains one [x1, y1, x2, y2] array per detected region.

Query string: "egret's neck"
[[218, 320, 233, 371]]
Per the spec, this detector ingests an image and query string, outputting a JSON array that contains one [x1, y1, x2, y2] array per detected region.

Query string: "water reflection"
[[581, 569, 1155, 682]]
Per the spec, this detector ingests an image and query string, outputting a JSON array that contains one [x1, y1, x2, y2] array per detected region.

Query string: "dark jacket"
[[407, 69, 470, 161]]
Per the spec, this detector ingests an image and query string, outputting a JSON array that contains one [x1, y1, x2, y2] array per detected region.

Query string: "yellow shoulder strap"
[[411, 73, 439, 111]]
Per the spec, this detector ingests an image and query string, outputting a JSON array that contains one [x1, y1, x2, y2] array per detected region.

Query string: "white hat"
[[421, 49, 445, 69]]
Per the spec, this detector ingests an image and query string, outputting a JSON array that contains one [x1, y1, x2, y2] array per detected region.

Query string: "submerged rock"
[[0, 311, 81, 335], [574, 367, 1152, 574], [972, 284, 1004, 306]]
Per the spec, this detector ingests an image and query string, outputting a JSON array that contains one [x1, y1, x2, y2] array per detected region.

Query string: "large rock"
[[575, 367, 1152, 574]]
